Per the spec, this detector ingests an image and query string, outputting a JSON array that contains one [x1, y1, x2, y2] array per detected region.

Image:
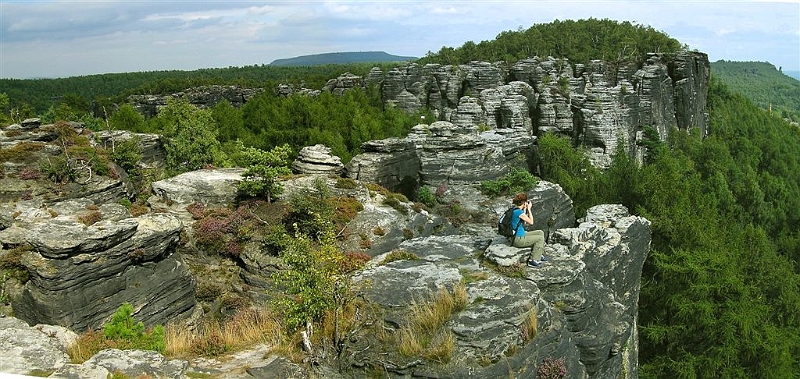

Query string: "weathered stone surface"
[[291, 144, 344, 175], [345, 138, 419, 191], [12, 213, 196, 332], [83, 349, 188, 379], [150, 168, 244, 206], [352, 203, 649, 378], [0, 316, 72, 375], [346, 120, 533, 191], [322, 72, 364, 96], [483, 237, 530, 266]]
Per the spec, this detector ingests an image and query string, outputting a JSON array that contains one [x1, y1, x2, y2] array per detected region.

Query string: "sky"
[[0, 0, 798, 79]]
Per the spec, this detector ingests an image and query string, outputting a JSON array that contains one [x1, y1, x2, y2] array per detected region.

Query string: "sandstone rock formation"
[[370, 52, 709, 167], [127, 85, 263, 118], [95, 130, 167, 169], [150, 167, 245, 207], [291, 144, 344, 175], [345, 119, 534, 194], [9, 211, 196, 332], [350, 203, 649, 378]]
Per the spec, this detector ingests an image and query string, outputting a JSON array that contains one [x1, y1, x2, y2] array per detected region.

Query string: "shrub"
[[339, 251, 371, 273], [109, 136, 143, 178], [40, 155, 76, 184], [537, 357, 567, 379], [272, 232, 343, 332], [0, 142, 45, 163], [66, 302, 166, 361], [102, 302, 165, 353], [78, 211, 102, 226], [380, 249, 419, 265], [238, 144, 293, 203], [129, 202, 149, 216], [118, 198, 132, 208], [186, 202, 206, 219], [18, 167, 40, 180], [335, 177, 358, 189], [417, 186, 437, 208], [479, 167, 538, 197]]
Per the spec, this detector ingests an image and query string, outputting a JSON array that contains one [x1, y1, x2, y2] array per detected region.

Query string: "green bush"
[[478, 168, 538, 197], [238, 144, 293, 203], [102, 302, 165, 353], [417, 186, 437, 208]]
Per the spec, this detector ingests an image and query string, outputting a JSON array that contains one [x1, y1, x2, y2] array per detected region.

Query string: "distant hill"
[[269, 51, 417, 66], [711, 60, 800, 123]]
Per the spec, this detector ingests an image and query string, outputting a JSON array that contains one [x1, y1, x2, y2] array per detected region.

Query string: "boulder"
[[0, 316, 73, 375], [150, 168, 245, 206], [291, 144, 344, 175], [12, 213, 196, 332]]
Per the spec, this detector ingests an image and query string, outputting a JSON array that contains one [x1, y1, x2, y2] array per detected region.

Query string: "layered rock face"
[[353, 203, 650, 378], [373, 52, 709, 167], [291, 144, 344, 175], [346, 120, 534, 192], [8, 212, 196, 332]]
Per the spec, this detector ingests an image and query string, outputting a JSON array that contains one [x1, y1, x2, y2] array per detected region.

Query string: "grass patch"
[[396, 284, 467, 364], [521, 305, 538, 342], [165, 307, 282, 358], [380, 249, 419, 265], [460, 268, 489, 284]]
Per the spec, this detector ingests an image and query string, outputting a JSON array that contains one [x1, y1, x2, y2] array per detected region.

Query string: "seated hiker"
[[509, 192, 547, 267]]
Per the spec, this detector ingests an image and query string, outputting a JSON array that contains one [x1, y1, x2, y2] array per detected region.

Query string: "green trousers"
[[511, 229, 545, 261]]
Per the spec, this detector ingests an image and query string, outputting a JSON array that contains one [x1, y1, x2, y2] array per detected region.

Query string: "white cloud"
[[0, 0, 797, 78]]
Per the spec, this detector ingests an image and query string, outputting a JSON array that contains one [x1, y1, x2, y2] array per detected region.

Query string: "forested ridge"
[[1, 18, 798, 378], [418, 17, 684, 65], [710, 60, 800, 123]]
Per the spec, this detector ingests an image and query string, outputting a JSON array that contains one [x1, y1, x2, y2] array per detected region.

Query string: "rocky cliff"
[[370, 52, 709, 168]]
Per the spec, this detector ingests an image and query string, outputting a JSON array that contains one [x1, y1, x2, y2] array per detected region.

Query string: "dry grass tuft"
[[165, 307, 283, 359], [521, 304, 538, 342], [397, 283, 466, 363]]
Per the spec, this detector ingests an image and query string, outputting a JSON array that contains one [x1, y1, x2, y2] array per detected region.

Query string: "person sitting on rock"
[[510, 192, 547, 267]]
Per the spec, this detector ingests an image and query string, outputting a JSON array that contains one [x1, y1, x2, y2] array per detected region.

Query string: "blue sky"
[[1, 0, 798, 79]]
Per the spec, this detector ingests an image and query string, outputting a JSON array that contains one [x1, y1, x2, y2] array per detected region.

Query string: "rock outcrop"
[[370, 52, 709, 167], [8, 212, 196, 332], [351, 203, 650, 378], [95, 130, 167, 169], [346, 120, 533, 193], [150, 168, 245, 207], [291, 144, 344, 175], [127, 85, 263, 118]]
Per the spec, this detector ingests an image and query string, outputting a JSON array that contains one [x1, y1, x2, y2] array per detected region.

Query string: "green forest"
[[711, 60, 800, 123], [537, 78, 800, 378], [1, 19, 798, 378]]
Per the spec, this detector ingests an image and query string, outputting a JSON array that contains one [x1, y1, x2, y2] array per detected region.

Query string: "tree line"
[[418, 18, 684, 66]]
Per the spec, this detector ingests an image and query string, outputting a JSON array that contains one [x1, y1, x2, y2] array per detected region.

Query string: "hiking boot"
[[527, 260, 541, 268], [540, 255, 548, 262]]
